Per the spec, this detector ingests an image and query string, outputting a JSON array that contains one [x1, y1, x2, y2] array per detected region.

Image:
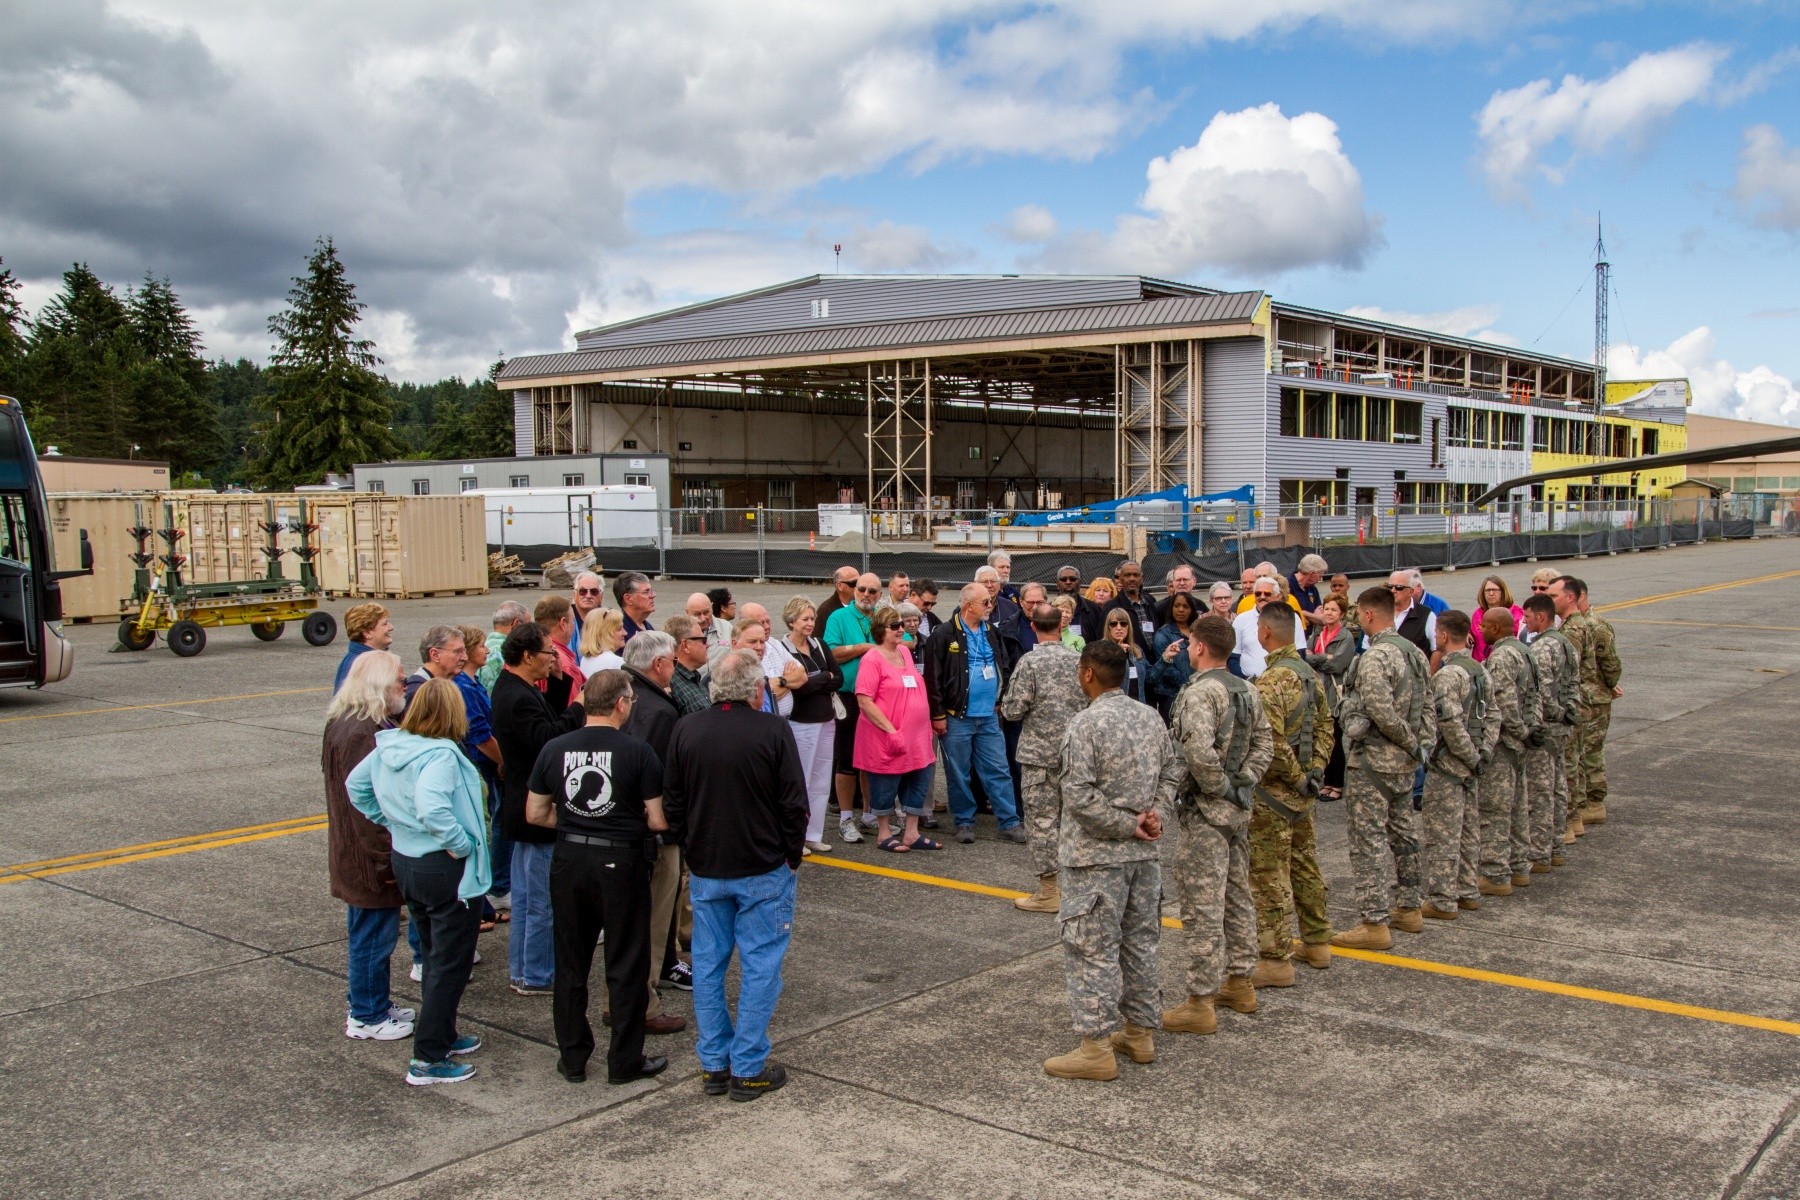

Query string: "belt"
[[559, 833, 641, 848]]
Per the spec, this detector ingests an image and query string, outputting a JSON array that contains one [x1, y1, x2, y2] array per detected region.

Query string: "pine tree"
[[0, 258, 25, 401], [254, 237, 398, 487], [22, 264, 138, 458], [206, 358, 271, 485], [126, 275, 222, 474]]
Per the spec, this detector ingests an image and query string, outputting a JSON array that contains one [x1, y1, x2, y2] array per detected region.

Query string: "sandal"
[[479, 917, 498, 933], [906, 837, 942, 851], [877, 836, 909, 853], [493, 910, 511, 924]]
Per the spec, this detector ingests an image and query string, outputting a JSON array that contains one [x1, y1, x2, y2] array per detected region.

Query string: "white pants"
[[789, 719, 835, 842]]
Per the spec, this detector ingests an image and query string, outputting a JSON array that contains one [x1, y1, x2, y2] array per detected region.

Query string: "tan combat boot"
[[1457, 897, 1482, 911], [1478, 878, 1513, 897], [1109, 1023, 1155, 1064], [1422, 905, 1458, 921], [1568, 816, 1585, 838], [1044, 1038, 1118, 1080], [1162, 995, 1218, 1035], [1529, 862, 1552, 874], [1216, 975, 1258, 1013], [1582, 802, 1607, 825], [1329, 922, 1393, 950], [1550, 852, 1566, 867], [1013, 874, 1060, 913], [1390, 907, 1425, 933], [1510, 872, 1532, 888], [1291, 940, 1331, 969], [1251, 958, 1296, 988]]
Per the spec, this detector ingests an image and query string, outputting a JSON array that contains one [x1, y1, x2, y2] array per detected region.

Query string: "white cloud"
[[1342, 304, 1514, 345], [1735, 124, 1800, 232], [1000, 204, 1059, 243], [1043, 104, 1382, 278], [1610, 327, 1800, 427], [1476, 44, 1726, 192]]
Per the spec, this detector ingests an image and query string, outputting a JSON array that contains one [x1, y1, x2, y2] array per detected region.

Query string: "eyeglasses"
[[683, 635, 707, 644], [1254, 591, 1276, 599], [854, 586, 880, 595], [1107, 619, 1129, 627]]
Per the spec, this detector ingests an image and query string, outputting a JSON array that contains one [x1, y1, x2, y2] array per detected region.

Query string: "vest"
[[1396, 603, 1432, 656], [1435, 651, 1489, 771], [1257, 653, 1322, 820]]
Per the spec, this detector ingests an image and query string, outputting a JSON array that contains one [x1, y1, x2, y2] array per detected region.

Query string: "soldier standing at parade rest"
[[1572, 584, 1621, 826], [1247, 603, 1335, 986], [1421, 612, 1496, 919], [1523, 593, 1579, 869], [1331, 586, 1436, 950], [1545, 577, 1596, 839], [1163, 615, 1274, 1035], [1476, 609, 1537, 898], [1043, 640, 1187, 1082], [1001, 605, 1091, 914]]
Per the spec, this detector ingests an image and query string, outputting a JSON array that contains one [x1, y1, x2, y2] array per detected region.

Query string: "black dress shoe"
[[608, 1055, 669, 1085], [556, 1060, 586, 1084]]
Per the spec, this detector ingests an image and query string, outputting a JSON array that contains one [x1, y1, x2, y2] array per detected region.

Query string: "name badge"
[[1127, 665, 1138, 679], [902, 674, 918, 689], [981, 665, 996, 681], [1141, 620, 1154, 633]]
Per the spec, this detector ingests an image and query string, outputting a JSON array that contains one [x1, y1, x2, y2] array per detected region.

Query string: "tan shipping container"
[[44, 493, 164, 621], [340, 494, 487, 598]]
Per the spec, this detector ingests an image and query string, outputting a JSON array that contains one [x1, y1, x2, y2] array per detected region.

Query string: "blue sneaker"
[[406, 1059, 476, 1086], [448, 1034, 482, 1056]]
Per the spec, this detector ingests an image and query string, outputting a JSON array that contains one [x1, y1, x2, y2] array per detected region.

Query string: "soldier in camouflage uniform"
[[1001, 605, 1090, 913], [1422, 611, 1495, 918], [1569, 581, 1621, 825], [1164, 614, 1273, 1035], [1248, 604, 1335, 985], [1523, 593, 1579, 871], [1545, 577, 1595, 840], [1044, 639, 1187, 1082], [1332, 586, 1436, 949], [1477, 609, 1536, 897]]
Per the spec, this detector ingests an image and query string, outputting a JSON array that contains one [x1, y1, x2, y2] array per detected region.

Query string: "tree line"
[[0, 238, 512, 489]]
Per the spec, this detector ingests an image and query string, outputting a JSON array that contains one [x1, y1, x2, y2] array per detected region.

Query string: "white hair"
[[974, 566, 1000, 583], [492, 600, 531, 627], [1298, 553, 1328, 574], [623, 630, 674, 672], [326, 650, 402, 725], [708, 649, 765, 704], [1407, 569, 1425, 587], [987, 550, 1011, 567], [959, 582, 987, 606]]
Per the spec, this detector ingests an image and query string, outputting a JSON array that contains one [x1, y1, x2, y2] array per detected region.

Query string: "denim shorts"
[[865, 764, 934, 816]]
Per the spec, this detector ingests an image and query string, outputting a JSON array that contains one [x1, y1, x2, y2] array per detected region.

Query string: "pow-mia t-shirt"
[[527, 725, 663, 840]]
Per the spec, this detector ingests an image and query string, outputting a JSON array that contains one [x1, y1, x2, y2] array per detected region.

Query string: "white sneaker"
[[801, 845, 811, 858], [346, 1015, 414, 1041], [388, 1005, 416, 1023], [838, 820, 863, 844], [859, 812, 879, 829], [472, 949, 482, 965], [805, 839, 833, 854], [409, 962, 423, 983]]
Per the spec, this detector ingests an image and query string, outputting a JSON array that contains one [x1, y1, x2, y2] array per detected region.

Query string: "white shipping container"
[[474, 486, 664, 549]]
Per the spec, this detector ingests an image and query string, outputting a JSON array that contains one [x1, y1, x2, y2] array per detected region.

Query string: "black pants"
[[550, 840, 653, 1079], [1323, 726, 1347, 790], [391, 850, 480, 1064]]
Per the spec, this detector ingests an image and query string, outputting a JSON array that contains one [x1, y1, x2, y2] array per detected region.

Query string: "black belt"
[[559, 833, 641, 848]]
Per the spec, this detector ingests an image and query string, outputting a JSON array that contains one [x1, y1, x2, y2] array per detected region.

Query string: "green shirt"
[[823, 606, 874, 692], [478, 632, 506, 694]]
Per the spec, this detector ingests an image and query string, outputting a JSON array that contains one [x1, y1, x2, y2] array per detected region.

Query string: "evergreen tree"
[[205, 357, 270, 485], [21, 264, 137, 458], [126, 275, 222, 474], [254, 237, 398, 487], [0, 259, 24, 403]]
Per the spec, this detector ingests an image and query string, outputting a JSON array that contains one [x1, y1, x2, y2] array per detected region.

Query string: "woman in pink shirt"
[[854, 606, 939, 853], [1471, 575, 1524, 662]]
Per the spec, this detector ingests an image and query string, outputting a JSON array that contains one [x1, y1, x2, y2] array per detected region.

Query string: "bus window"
[[0, 495, 30, 566]]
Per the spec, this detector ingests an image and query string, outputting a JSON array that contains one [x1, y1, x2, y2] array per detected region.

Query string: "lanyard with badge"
[[963, 618, 996, 682]]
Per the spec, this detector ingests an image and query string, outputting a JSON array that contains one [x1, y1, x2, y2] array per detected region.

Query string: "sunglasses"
[[854, 586, 880, 595], [1387, 584, 1409, 591], [575, 587, 602, 596], [683, 635, 706, 644]]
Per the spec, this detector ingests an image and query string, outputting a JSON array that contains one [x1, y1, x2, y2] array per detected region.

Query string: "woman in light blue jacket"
[[348, 677, 491, 1087]]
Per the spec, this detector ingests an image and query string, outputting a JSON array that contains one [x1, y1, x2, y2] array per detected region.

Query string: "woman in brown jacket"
[[324, 649, 413, 1041]]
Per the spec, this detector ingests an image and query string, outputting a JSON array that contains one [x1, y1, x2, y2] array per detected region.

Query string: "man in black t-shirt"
[[527, 669, 669, 1086]]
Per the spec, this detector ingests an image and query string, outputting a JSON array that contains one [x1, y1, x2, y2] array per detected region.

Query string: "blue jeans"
[[345, 905, 401, 1024], [481, 763, 512, 898], [867, 764, 934, 817], [943, 714, 1020, 829], [690, 865, 796, 1078], [508, 841, 556, 988]]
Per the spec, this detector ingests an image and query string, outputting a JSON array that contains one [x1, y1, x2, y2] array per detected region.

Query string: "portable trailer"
[[115, 498, 338, 657]]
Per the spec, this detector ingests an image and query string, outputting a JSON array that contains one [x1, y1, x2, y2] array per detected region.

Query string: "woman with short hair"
[[1049, 594, 1084, 651], [1149, 590, 1200, 715], [706, 587, 736, 647], [1473, 575, 1523, 662], [763, 595, 841, 855], [346, 677, 492, 1086], [1083, 577, 1116, 612], [853, 606, 938, 852]]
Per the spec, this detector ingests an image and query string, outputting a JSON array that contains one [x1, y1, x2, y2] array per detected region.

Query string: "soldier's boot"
[[1457, 896, 1482, 911], [1043, 1038, 1118, 1081], [1250, 958, 1296, 988], [1582, 802, 1607, 825], [1161, 996, 1218, 1035], [1291, 940, 1332, 969], [1550, 852, 1566, 867], [1568, 816, 1586, 838], [1478, 877, 1513, 897], [1510, 872, 1532, 888], [1012, 874, 1060, 913], [1109, 1023, 1156, 1064], [1329, 922, 1393, 950], [1216, 975, 1258, 1013], [1422, 904, 1458, 921], [1529, 862, 1552, 874], [1389, 907, 1425, 933]]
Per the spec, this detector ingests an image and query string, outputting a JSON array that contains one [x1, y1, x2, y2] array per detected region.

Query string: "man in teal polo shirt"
[[823, 572, 881, 843]]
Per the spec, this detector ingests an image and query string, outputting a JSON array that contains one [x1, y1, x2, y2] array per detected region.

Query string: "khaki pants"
[[645, 843, 682, 1018]]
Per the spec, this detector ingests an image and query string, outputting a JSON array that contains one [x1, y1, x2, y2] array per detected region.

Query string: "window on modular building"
[[1532, 417, 1549, 452], [510, 474, 530, 487], [1641, 430, 1659, 455], [412, 479, 429, 495], [1302, 390, 1332, 438], [367, 481, 385, 494], [1758, 477, 1780, 490], [1279, 390, 1301, 437], [1470, 353, 1504, 391], [1782, 477, 1800, 490], [1392, 401, 1422, 444], [1733, 477, 1755, 492], [460, 478, 477, 492], [1471, 409, 1490, 449], [1336, 394, 1362, 440], [1501, 413, 1525, 451], [1447, 407, 1470, 448], [1279, 479, 1338, 508], [1364, 396, 1391, 442], [563, 473, 584, 486], [624, 473, 651, 487]]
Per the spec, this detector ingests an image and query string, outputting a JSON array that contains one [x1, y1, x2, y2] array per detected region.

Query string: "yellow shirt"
[[1236, 593, 1303, 615]]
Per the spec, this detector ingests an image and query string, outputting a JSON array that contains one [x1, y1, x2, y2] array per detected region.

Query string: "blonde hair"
[[401, 677, 468, 742], [1531, 566, 1559, 587], [579, 609, 623, 658], [326, 650, 402, 725], [344, 603, 389, 642]]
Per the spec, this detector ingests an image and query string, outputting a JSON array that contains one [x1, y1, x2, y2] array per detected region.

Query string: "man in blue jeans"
[[922, 582, 1026, 846], [662, 650, 809, 1102]]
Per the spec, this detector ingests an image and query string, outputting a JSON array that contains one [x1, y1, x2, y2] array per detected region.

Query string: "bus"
[[0, 395, 88, 688]]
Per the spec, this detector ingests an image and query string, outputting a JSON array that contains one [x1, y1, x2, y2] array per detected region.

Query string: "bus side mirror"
[[80, 529, 95, 572]]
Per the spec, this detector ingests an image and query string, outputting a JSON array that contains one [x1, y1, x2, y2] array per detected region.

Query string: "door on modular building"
[[766, 480, 794, 531], [1355, 487, 1378, 541]]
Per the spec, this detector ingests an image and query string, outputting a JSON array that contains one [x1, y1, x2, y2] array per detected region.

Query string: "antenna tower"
[[1593, 215, 1609, 428]]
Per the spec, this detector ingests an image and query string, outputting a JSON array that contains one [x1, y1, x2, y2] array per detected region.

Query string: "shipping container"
[[342, 494, 487, 597], [44, 493, 160, 620]]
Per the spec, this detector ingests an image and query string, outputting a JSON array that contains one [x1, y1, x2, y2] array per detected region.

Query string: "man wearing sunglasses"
[[1386, 570, 1436, 658], [1232, 581, 1303, 680], [1055, 565, 1103, 642], [570, 572, 606, 650]]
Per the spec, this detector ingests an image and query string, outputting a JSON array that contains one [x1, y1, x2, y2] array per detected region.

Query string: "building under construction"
[[495, 275, 1688, 523]]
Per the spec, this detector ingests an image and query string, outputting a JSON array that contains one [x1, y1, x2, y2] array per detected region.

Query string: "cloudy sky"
[[3, 1, 1798, 424]]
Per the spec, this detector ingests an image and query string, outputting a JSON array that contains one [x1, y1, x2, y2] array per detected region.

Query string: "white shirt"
[[578, 650, 623, 676], [1233, 607, 1304, 678], [1365, 602, 1436, 651]]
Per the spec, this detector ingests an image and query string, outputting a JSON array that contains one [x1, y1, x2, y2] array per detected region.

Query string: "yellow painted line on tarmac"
[[2, 814, 329, 873], [0, 816, 327, 886], [806, 855, 1800, 1038], [1595, 568, 1800, 614], [1605, 618, 1800, 632], [0, 686, 329, 725]]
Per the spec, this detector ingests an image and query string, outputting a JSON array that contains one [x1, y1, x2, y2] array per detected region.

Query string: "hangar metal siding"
[[1199, 338, 1269, 499]]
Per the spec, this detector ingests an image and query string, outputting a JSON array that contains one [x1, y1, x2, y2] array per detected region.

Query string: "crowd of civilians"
[[320, 549, 1542, 1095]]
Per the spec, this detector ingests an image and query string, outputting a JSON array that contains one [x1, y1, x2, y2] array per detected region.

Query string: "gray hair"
[[622, 630, 674, 672], [986, 550, 1012, 568], [959, 582, 987, 607], [1298, 553, 1328, 574], [1165, 564, 1197, 585], [709, 648, 765, 704], [898, 601, 922, 620], [326, 650, 403, 725], [1406, 568, 1425, 588], [612, 570, 650, 607], [974, 565, 1000, 583], [574, 571, 603, 591], [418, 624, 464, 662], [1209, 581, 1234, 599], [492, 600, 531, 629], [1253, 561, 1277, 577]]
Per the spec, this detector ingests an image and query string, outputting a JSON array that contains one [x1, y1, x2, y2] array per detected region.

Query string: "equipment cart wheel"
[[117, 621, 155, 651], [302, 611, 338, 647], [168, 619, 207, 658], [250, 620, 285, 642]]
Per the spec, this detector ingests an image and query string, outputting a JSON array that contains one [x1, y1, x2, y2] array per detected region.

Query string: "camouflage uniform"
[[1529, 627, 1580, 860], [1422, 651, 1493, 913], [1250, 644, 1335, 959], [1167, 669, 1274, 997], [1056, 690, 1187, 1038], [1479, 636, 1537, 882], [1581, 613, 1622, 811], [1556, 611, 1597, 829], [1001, 642, 1089, 878], [1338, 632, 1436, 923]]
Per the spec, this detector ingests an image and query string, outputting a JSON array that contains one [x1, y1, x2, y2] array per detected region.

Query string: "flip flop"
[[878, 836, 909, 853], [479, 917, 498, 933], [493, 910, 511, 924], [906, 837, 942, 851]]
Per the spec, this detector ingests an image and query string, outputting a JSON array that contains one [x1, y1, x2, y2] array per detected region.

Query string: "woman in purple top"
[[853, 607, 938, 853]]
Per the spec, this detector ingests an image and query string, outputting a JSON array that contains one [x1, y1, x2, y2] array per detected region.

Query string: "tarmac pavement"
[[2, 539, 1798, 1199]]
